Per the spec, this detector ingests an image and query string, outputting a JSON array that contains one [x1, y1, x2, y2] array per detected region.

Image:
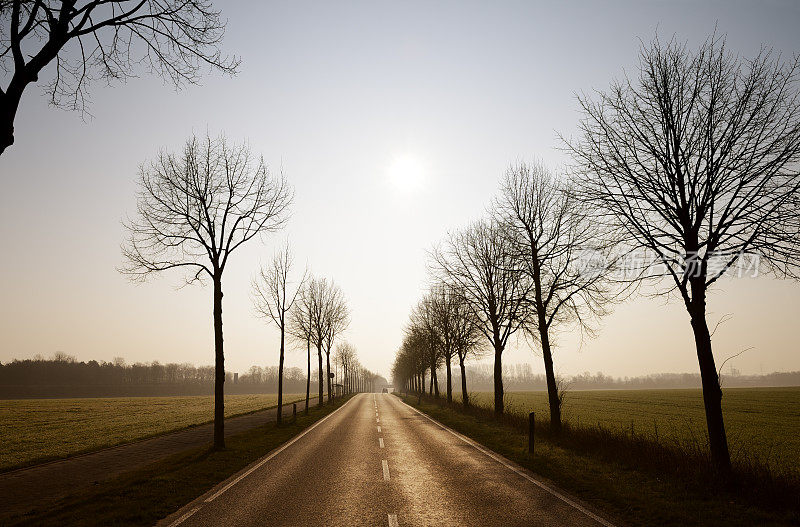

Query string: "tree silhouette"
[[432, 220, 530, 415], [252, 244, 306, 424], [121, 133, 292, 449], [567, 34, 800, 474], [0, 1, 238, 156], [493, 161, 618, 433]]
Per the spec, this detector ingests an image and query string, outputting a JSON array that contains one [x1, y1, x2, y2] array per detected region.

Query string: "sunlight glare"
[[386, 154, 426, 193]]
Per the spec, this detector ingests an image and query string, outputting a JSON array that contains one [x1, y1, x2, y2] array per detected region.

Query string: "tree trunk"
[[445, 356, 452, 403], [689, 282, 732, 475], [317, 345, 324, 407], [459, 355, 469, 407], [539, 325, 562, 433], [493, 342, 504, 415], [277, 326, 285, 425], [305, 336, 310, 415], [212, 277, 225, 450], [531, 246, 562, 432], [0, 91, 21, 157], [430, 356, 440, 397], [325, 350, 332, 402]]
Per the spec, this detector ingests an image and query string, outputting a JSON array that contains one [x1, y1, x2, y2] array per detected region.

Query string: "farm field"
[[0, 393, 303, 471], [472, 387, 800, 470]]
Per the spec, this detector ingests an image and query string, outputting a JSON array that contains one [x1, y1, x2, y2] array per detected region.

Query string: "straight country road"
[[163, 393, 615, 527]]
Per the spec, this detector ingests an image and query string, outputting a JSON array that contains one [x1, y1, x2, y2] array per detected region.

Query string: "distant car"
[[381, 388, 388, 393]]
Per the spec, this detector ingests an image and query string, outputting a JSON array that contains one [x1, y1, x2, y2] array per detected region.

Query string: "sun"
[[386, 154, 426, 193]]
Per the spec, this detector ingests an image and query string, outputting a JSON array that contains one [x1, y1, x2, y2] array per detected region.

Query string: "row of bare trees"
[[120, 133, 357, 448], [393, 161, 617, 433], [394, 33, 800, 476]]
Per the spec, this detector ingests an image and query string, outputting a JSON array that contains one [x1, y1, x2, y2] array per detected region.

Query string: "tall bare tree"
[[448, 286, 483, 407], [252, 244, 306, 424], [0, 1, 238, 156], [567, 34, 800, 473], [494, 161, 618, 433], [121, 133, 292, 449], [322, 282, 349, 401], [432, 220, 530, 414], [289, 280, 314, 414]]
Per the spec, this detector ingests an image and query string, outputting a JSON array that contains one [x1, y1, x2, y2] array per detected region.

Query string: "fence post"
[[528, 412, 535, 454], [293, 403, 297, 421]]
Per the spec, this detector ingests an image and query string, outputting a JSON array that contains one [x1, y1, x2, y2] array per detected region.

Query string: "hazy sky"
[[2, 1, 799, 380]]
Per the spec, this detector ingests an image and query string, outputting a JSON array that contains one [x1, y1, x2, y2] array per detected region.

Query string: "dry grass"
[[0, 393, 304, 470]]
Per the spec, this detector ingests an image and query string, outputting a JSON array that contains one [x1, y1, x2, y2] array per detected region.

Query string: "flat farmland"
[[0, 393, 303, 471], [472, 387, 800, 470]]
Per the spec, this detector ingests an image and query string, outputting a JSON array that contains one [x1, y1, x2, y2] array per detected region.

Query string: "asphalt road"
[[162, 393, 615, 527]]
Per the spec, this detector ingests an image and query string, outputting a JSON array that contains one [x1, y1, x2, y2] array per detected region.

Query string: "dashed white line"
[[377, 425, 382, 432], [379, 437, 384, 448], [382, 459, 390, 481], [376, 417, 380, 423], [388, 513, 399, 527]]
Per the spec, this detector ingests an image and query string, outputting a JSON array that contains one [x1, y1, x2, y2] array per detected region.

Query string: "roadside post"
[[529, 412, 535, 454], [293, 403, 297, 421]]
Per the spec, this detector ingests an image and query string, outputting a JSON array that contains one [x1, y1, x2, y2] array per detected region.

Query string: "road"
[[162, 393, 614, 527]]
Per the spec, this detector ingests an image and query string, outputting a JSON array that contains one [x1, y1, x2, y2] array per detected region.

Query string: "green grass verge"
[[5, 396, 350, 527], [0, 393, 306, 471], [401, 394, 799, 527]]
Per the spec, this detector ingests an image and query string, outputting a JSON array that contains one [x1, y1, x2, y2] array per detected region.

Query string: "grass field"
[[0, 393, 304, 471], [4, 396, 351, 526], [470, 387, 800, 471]]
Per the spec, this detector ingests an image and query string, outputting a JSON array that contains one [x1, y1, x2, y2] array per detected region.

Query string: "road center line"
[[379, 437, 384, 448], [387, 513, 399, 527], [398, 397, 616, 527], [382, 459, 390, 481], [202, 398, 353, 504], [377, 425, 381, 432]]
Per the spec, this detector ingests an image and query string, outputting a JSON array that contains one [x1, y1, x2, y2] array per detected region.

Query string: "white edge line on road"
[[168, 507, 200, 527], [382, 459, 390, 481], [388, 513, 399, 527], [201, 397, 353, 504], [399, 398, 616, 527]]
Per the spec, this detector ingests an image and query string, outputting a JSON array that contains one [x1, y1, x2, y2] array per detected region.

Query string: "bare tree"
[[121, 133, 292, 449], [494, 161, 618, 433], [409, 297, 442, 397], [305, 276, 348, 406], [448, 285, 483, 407], [252, 243, 306, 424], [335, 341, 356, 394], [567, 34, 800, 473], [289, 280, 314, 414], [0, 1, 238, 156], [431, 220, 530, 415], [322, 282, 349, 401]]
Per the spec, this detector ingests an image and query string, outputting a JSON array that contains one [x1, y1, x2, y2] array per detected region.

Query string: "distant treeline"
[[2, 355, 796, 399], [447, 364, 800, 392], [0, 354, 314, 398]]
